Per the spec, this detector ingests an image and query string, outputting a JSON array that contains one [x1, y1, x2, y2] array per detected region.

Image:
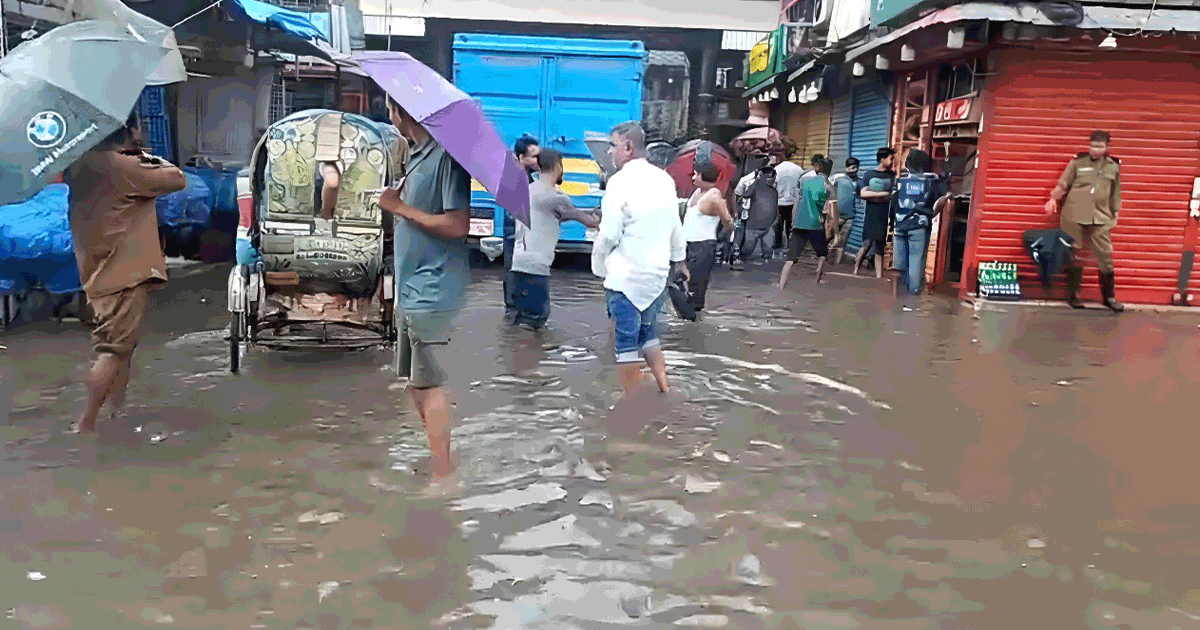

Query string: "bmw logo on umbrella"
[[27, 111, 68, 149]]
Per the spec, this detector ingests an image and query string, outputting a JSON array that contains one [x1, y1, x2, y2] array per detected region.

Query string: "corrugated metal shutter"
[[785, 102, 809, 163], [801, 98, 831, 163], [846, 80, 893, 254], [972, 53, 1200, 304], [828, 95, 852, 172]]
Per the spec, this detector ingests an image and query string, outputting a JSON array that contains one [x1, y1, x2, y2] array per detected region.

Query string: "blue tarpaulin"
[[0, 184, 82, 295], [157, 171, 212, 228], [226, 0, 329, 44]]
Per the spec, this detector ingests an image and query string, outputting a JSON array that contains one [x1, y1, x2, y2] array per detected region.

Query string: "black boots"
[[1099, 271, 1125, 313], [1065, 267, 1124, 312], [1066, 267, 1085, 309]]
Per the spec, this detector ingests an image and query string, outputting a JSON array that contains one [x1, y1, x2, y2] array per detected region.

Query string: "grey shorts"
[[396, 310, 456, 389]]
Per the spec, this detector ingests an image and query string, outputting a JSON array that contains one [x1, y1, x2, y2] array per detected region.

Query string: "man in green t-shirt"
[[779, 158, 838, 288]]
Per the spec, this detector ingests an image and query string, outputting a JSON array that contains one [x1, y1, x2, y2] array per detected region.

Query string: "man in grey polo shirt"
[[377, 96, 471, 483]]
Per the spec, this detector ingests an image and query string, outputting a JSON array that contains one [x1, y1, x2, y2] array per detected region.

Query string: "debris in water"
[[733, 554, 774, 586], [298, 510, 344, 525], [674, 614, 730, 627], [713, 451, 732, 463], [684, 475, 722, 494], [1027, 539, 1047, 549], [317, 581, 339, 603], [898, 460, 925, 472], [27, 571, 47, 581]]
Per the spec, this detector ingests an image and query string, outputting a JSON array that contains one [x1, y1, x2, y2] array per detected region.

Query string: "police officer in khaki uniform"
[[1043, 130, 1124, 312]]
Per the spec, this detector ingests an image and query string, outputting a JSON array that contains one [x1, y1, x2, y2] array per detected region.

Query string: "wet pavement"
[[3, 257, 1200, 629]]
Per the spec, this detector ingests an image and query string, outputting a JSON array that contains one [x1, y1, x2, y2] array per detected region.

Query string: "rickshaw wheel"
[[230, 312, 242, 373]]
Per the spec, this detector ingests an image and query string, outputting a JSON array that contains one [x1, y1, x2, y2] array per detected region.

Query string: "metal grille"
[[268, 76, 289, 123]]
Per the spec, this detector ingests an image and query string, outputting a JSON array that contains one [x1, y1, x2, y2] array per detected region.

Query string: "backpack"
[[893, 172, 940, 232], [743, 168, 779, 231]]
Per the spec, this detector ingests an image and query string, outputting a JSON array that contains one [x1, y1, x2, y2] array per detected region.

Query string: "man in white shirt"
[[592, 121, 688, 397], [773, 152, 804, 252]]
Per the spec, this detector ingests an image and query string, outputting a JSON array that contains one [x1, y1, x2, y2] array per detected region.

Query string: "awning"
[[741, 77, 777, 98], [787, 59, 818, 82], [125, 0, 336, 61], [224, 0, 327, 42], [845, 1, 1200, 62]]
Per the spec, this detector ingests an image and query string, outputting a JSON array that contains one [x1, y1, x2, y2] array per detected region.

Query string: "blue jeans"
[[605, 289, 666, 364], [505, 270, 550, 329], [893, 228, 929, 294]]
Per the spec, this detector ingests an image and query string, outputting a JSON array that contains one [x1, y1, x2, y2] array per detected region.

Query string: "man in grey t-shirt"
[[377, 96, 471, 483], [507, 148, 600, 330]]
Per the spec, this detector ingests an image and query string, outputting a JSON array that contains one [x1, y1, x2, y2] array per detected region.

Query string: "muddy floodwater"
[[2, 259, 1200, 629]]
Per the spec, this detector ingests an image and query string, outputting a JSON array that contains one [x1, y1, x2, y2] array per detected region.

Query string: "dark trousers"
[[740, 227, 772, 262], [501, 212, 517, 319], [775, 204, 794, 250], [504, 270, 550, 329], [686, 240, 718, 311]]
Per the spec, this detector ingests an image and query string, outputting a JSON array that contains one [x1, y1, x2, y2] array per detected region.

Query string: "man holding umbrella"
[[356, 51, 532, 485], [377, 95, 472, 483], [66, 111, 186, 433]]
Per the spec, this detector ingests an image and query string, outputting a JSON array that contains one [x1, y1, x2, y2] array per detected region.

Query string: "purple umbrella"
[[354, 51, 531, 227]]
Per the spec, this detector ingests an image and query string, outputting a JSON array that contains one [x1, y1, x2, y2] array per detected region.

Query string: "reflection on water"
[[2, 264, 1200, 629]]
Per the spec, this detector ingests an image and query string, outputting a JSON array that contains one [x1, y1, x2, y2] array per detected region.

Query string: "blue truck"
[[452, 33, 647, 254]]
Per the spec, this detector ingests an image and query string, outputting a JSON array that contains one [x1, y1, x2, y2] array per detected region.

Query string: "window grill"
[[269, 75, 290, 123]]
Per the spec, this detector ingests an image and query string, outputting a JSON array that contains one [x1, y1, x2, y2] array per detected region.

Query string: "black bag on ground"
[[667, 267, 697, 321], [1023, 228, 1076, 287]]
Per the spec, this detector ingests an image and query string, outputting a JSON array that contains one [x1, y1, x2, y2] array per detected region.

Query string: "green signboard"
[[871, 0, 933, 28], [745, 27, 785, 90]]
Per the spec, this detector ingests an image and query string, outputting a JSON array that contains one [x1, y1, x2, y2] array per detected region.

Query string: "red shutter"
[[966, 51, 1200, 304]]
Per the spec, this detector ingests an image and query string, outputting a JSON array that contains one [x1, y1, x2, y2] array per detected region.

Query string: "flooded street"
[[3, 259, 1200, 629]]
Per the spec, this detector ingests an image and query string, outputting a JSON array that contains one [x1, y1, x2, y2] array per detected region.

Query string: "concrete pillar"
[[430, 23, 452, 79]]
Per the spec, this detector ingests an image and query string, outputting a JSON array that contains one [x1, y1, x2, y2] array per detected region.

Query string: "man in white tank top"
[[683, 163, 734, 314]]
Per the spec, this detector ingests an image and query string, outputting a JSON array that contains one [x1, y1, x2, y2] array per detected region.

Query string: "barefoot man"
[[65, 111, 186, 433], [377, 95, 472, 482], [592, 121, 688, 398]]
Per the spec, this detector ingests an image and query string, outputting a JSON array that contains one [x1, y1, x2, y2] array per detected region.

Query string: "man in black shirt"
[[853, 147, 898, 278]]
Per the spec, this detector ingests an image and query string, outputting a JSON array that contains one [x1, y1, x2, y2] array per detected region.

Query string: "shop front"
[[843, 3, 1200, 304], [967, 49, 1200, 305]]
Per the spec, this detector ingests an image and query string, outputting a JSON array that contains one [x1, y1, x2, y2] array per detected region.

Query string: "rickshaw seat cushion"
[[265, 271, 301, 287]]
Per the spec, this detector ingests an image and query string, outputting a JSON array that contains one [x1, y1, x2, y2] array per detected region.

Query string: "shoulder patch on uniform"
[[1075, 152, 1090, 159], [1108, 155, 1120, 165]]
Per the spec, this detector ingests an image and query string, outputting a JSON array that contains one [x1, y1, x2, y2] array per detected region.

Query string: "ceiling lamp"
[[788, 87, 797, 103], [806, 84, 819, 101], [1099, 34, 1117, 48], [900, 44, 915, 62], [852, 62, 865, 77], [875, 54, 890, 70], [770, 87, 780, 99]]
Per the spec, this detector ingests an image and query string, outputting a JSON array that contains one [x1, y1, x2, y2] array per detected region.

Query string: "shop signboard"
[[745, 27, 785, 90], [871, 0, 935, 28]]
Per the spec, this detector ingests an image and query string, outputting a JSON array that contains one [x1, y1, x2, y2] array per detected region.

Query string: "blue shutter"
[[846, 80, 892, 254]]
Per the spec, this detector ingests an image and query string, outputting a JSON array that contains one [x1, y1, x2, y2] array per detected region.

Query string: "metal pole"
[[1, 3, 8, 58]]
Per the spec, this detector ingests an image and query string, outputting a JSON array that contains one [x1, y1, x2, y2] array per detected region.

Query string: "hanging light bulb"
[[770, 88, 780, 100], [806, 84, 819, 101], [875, 54, 890, 70], [900, 45, 915, 62], [947, 27, 966, 49], [788, 87, 797, 103], [852, 62, 865, 77], [1099, 34, 1117, 48]]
